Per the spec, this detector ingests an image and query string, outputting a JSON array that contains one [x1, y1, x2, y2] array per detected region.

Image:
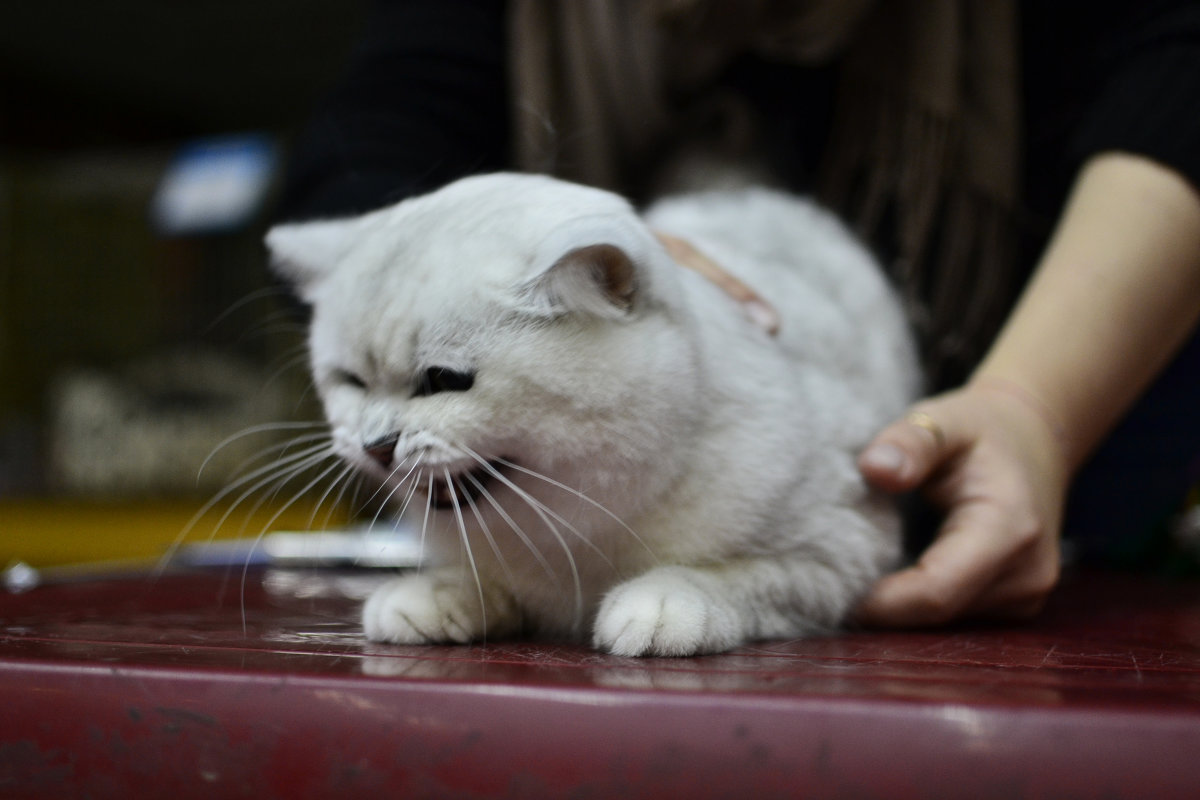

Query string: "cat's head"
[[266, 173, 701, 520]]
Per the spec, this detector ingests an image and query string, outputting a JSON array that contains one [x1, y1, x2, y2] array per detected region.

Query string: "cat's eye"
[[334, 369, 367, 389], [415, 366, 475, 397]]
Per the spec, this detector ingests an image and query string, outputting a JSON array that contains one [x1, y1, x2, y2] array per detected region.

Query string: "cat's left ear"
[[521, 242, 641, 320], [265, 217, 360, 299]]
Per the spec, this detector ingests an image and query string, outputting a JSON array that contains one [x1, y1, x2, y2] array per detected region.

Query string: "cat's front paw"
[[362, 572, 514, 645], [593, 568, 742, 657]]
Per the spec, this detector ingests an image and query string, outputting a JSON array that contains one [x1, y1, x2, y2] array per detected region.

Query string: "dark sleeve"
[[276, 0, 510, 221], [1023, 0, 1200, 221]]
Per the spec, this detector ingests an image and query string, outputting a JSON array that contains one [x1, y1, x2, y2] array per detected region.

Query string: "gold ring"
[[905, 411, 946, 449]]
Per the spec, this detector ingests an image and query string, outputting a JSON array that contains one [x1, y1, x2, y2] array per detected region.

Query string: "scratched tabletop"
[[2, 566, 1199, 799]]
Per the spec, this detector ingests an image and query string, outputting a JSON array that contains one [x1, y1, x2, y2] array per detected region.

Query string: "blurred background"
[[1, 0, 368, 567]]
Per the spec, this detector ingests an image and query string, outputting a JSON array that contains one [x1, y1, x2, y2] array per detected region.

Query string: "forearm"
[[973, 152, 1200, 471]]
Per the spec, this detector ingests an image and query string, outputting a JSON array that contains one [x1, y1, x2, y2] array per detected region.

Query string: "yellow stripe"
[[0, 499, 349, 567]]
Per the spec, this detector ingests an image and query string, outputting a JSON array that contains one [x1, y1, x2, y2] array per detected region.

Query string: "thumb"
[[858, 409, 951, 493]]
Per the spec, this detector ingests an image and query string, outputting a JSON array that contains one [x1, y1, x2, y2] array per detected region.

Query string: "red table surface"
[[2, 566, 1199, 799]]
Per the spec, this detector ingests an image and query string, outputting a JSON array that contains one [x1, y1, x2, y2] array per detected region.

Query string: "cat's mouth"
[[426, 459, 511, 510]]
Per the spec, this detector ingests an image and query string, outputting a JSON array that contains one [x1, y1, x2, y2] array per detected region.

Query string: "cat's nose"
[[363, 433, 400, 470]]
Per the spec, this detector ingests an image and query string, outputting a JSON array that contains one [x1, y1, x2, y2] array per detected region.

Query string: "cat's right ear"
[[265, 218, 359, 300], [519, 216, 655, 321], [525, 243, 639, 319]]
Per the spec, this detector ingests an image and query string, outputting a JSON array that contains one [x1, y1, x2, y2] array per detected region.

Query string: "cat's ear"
[[264, 217, 360, 298], [521, 243, 640, 320]]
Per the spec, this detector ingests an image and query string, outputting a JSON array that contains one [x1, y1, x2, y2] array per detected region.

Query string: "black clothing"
[[280, 0, 1200, 226], [277, 0, 509, 221], [277, 0, 1200, 562]]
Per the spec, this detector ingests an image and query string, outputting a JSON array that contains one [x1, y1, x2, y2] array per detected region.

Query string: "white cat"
[[266, 172, 920, 657]]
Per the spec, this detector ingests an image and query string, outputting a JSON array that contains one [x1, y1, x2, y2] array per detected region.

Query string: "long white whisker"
[[238, 458, 348, 634], [317, 463, 362, 531], [247, 310, 309, 340], [193, 441, 335, 555], [223, 441, 333, 495], [357, 453, 419, 519], [391, 466, 423, 524], [205, 286, 292, 334], [463, 471, 558, 585], [262, 349, 316, 390], [495, 457, 656, 561], [198, 423, 329, 482], [305, 461, 358, 530], [189, 447, 335, 612], [363, 455, 420, 535], [159, 441, 335, 573], [246, 457, 347, 541], [417, 471, 434, 570], [476, 460, 612, 566], [222, 448, 338, 541], [460, 476, 515, 589], [219, 432, 335, 486], [459, 452, 588, 630], [445, 466, 486, 640]]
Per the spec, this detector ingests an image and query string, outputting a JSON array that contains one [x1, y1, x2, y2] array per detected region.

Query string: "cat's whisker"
[[286, 369, 322, 414], [159, 441, 336, 575], [417, 470, 435, 571], [235, 457, 349, 634], [444, 467, 488, 639], [460, 479, 516, 590], [223, 433, 333, 481], [463, 472, 558, 585], [305, 461, 358, 531], [203, 286, 294, 337], [318, 464, 364, 531], [269, 339, 312, 363], [361, 453, 420, 515], [357, 470, 426, 566], [220, 432, 337, 488], [168, 447, 335, 607], [494, 482, 587, 628], [197, 423, 329, 483], [458, 450, 589, 627], [390, 466, 424, 527], [246, 457, 348, 541], [350, 448, 415, 515], [245, 454, 339, 532], [472, 456, 612, 568], [495, 457, 657, 562], [261, 348, 317, 391], [463, 470, 582, 630], [249, 306, 311, 338], [271, 430, 336, 460], [361, 454, 420, 536], [192, 448, 336, 568]]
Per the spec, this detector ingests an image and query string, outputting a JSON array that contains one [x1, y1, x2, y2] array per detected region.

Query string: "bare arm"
[[983, 153, 1200, 468], [856, 152, 1200, 626]]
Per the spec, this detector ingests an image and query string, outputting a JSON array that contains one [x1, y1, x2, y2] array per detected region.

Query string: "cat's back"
[[644, 187, 918, 403], [644, 187, 892, 317]]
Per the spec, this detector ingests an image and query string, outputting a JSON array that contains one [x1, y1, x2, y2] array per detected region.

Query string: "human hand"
[[855, 379, 1072, 626]]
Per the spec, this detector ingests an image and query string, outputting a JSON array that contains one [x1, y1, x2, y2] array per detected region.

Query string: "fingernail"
[[861, 443, 908, 476]]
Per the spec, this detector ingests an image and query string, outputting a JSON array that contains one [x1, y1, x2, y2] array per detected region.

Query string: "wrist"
[[965, 374, 1075, 469]]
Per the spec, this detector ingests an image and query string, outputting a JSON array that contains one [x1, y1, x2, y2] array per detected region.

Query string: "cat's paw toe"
[[362, 574, 480, 644], [593, 570, 740, 657]]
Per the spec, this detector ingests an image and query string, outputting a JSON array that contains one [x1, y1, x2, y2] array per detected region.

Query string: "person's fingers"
[[959, 541, 1061, 620], [857, 406, 956, 493], [855, 498, 1025, 627], [856, 384, 1069, 629], [653, 230, 781, 335]]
